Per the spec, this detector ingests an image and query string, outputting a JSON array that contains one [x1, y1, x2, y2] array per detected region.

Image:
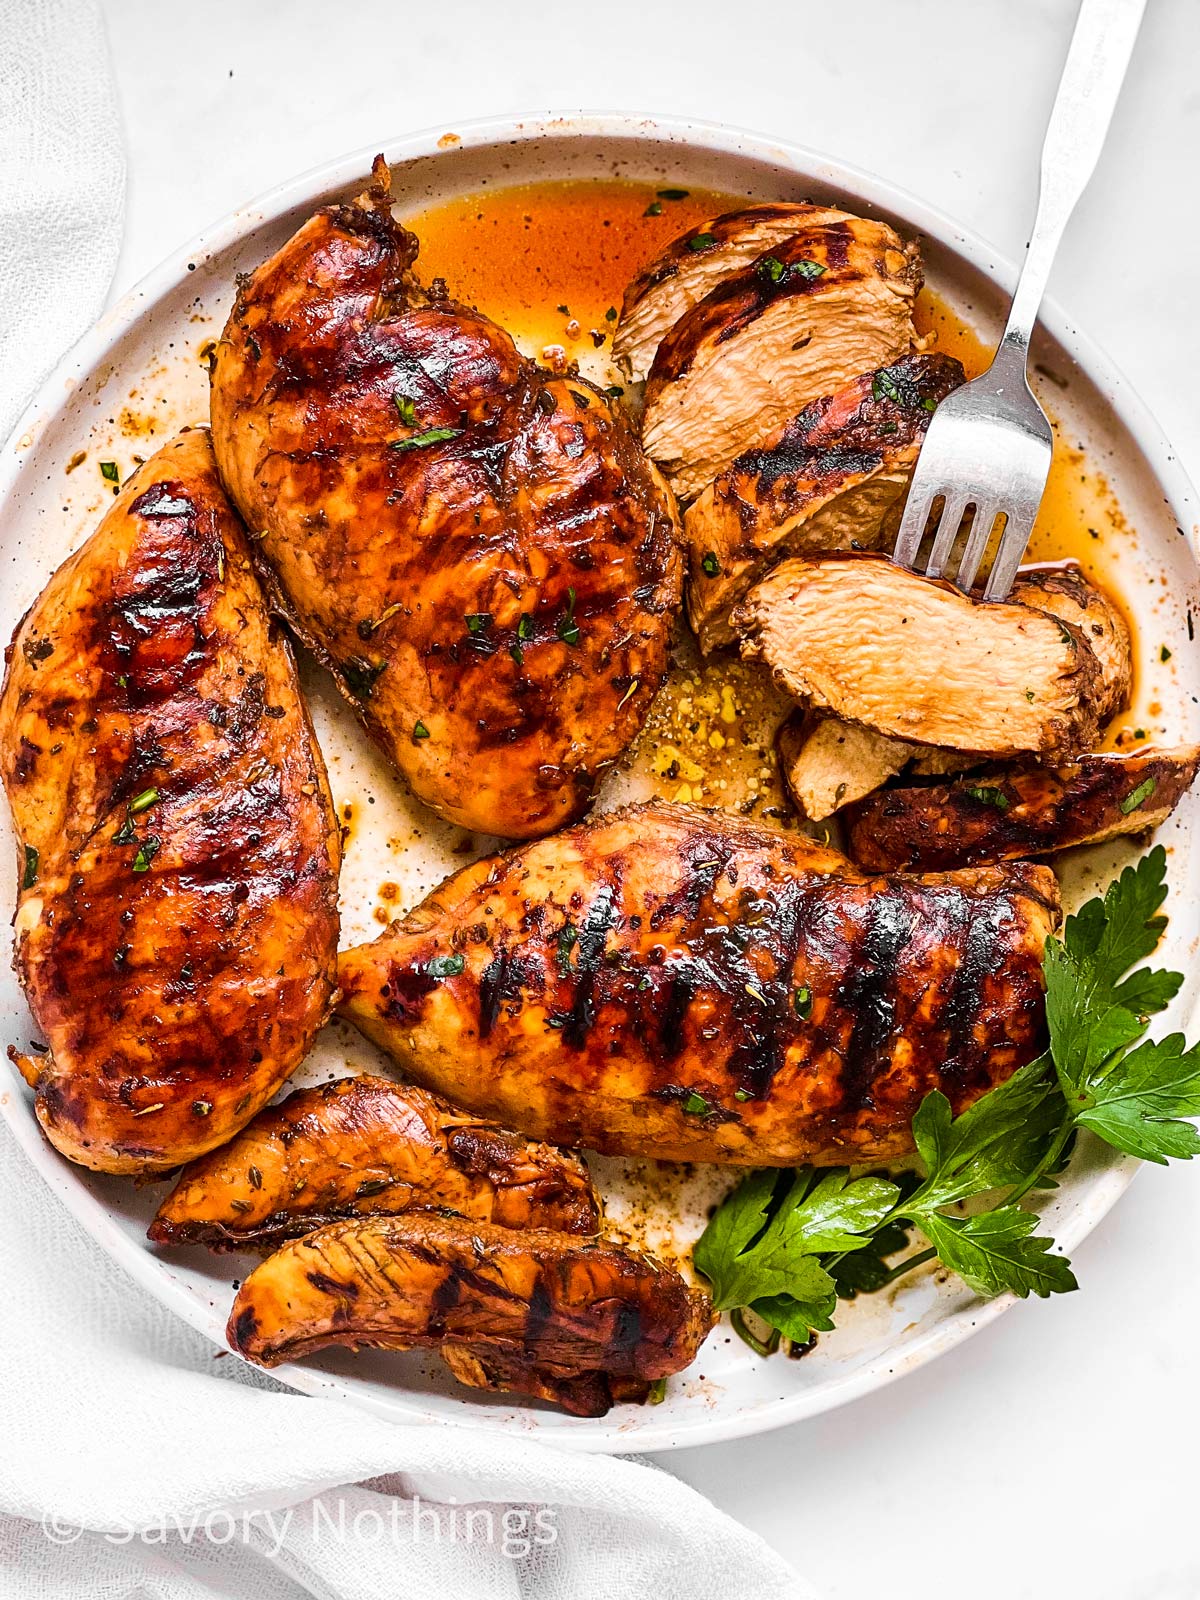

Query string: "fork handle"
[[1000, 0, 1146, 362]]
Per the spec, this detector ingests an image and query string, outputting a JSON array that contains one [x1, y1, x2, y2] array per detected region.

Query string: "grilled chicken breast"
[[149, 1073, 600, 1250], [845, 745, 1200, 871], [641, 218, 922, 502], [613, 202, 854, 382], [686, 354, 964, 648], [227, 1214, 713, 1416], [209, 159, 681, 839], [337, 801, 1059, 1167], [0, 432, 340, 1173], [736, 553, 1105, 761]]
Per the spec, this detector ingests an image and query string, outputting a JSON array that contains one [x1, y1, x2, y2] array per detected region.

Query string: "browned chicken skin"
[[337, 801, 1060, 1167], [227, 1213, 713, 1416], [150, 1073, 600, 1250], [845, 746, 1200, 871], [0, 432, 340, 1172], [209, 160, 681, 839]]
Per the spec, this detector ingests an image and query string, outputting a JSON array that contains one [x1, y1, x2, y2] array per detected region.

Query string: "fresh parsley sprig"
[[694, 846, 1200, 1348]]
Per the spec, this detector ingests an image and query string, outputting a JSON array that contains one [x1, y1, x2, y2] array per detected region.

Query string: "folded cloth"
[[0, 4, 814, 1596], [0, 0, 126, 443]]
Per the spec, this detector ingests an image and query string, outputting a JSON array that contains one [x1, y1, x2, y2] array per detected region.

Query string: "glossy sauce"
[[411, 179, 1142, 776]]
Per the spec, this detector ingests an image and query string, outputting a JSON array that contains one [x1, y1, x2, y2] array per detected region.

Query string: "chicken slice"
[[0, 432, 340, 1173], [735, 554, 1105, 761], [777, 712, 915, 820], [209, 159, 681, 840], [149, 1074, 600, 1250], [685, 352, 964, 648], [1007, 561, 1132, 726], [844, 745, 1200, 871], [773, 560, 1131, 819], [641, 220, 922, 502], [613, 201, 854, 382], [227, 1214, 714, 1416], [336, 800, 1059, 1168]]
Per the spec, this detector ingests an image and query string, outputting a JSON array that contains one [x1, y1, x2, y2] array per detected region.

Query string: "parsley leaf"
[[694, 1168, 899, 1313], [916, 1208, 1077, 1299], [1069, 1033, 1200, 1163]]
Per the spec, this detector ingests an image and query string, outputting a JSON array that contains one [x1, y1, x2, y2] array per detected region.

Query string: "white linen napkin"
[[0, 4, 813, 1595]]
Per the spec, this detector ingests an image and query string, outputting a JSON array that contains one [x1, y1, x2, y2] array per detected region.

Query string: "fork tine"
[[892, 484, 936, 570], [982, 503, 1038, 600], [955, 501, 1002, 594], [925, 495, 970, 580]]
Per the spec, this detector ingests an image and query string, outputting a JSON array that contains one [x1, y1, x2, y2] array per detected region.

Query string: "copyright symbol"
[[41, 1513, 82, 1545]]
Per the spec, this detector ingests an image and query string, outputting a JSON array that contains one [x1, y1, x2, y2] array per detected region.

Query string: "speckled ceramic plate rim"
[[1, 110, 1195, 1453]]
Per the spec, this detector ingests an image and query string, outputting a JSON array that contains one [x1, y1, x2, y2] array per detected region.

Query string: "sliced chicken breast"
[[845, 745, 1200, 871], [775, 560, 1132, 819], [735, 553, 1105, 760], [613, 202, 854, 382], [686, 353, 964, 648], [776, 712, 914, 820], [1008, 562, 1132, 726], [642, 220, 922, 502]]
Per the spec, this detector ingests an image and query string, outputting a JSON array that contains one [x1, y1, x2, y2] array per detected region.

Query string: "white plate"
[[3, 112, 1199, 1454]]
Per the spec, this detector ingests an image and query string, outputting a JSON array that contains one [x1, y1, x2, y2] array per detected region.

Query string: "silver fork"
[[892, 0, 1146, 600]]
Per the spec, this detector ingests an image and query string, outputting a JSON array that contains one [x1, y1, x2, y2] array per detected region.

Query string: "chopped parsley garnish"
[[965, 785, 1009, 810], [517, 615, 534, 641], [644, 200, 663, 217], [413, 720, 431, 740], [1120, 776, 1158, 814], [658, 188, 690, 200], [556, 922, 578, 976], [557, 587, 581, 647], [1161, 645, 1173, 662], [687, 233, 717, 252], [605, 306, 618, 322], [131, 836, 161, 873], [701, 551, 721, 578], [394, 394, 417, 427], [872, 369, 904, 404], [112, 815, 137, 846], [683, 1091, 712, 1117], [426, 953, 464, 978], [756, 255, 786, 285], [99, 461, 120, 483], [21, 845, 38, 890], [342, 656, 388, 700], [604, 384, 625, 399], [465, 612, 492, 635], [793, 986, 813, 1019], [789, 258, 826, 281], [390, 426, 462, 453]]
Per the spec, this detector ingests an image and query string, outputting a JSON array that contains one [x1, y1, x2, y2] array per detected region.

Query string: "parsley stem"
[[874, 1246, 938, 1288], [1004, 1112, 1076, 1207]]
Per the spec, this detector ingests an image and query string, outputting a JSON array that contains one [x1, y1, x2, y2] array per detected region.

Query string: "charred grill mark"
[[833, 889, 915, 1112], [563, 884, 619, 1048], [936, 894, 1008, 1076]]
